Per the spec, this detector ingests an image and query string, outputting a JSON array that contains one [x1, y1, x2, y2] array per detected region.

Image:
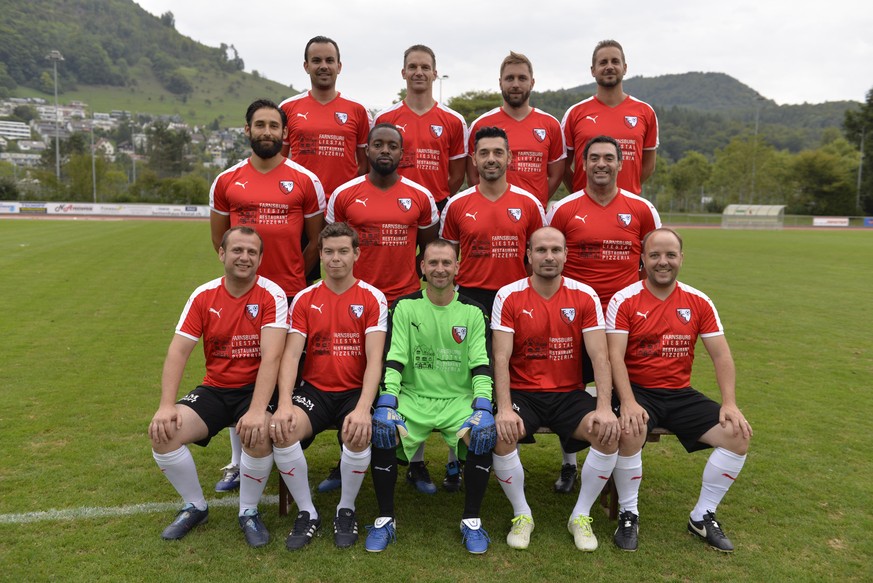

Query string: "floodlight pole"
[[90, 113, 97, 203], [46, 50, 64, 183], [750, 96, 764, 204], [437, 75, 449, 103], [857, 126, 865, 214]]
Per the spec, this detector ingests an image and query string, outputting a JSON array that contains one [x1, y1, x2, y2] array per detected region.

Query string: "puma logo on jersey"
[[465, 212, 479, 221], [311, 303, 324, 314], [296, 112, 309, 120], [411, 322, 421, 331], [354, 197, 368, 207], [574, 214, 588, 223], [234, 181, 248, 189], [395, 123, 407, 133], [209, 308, 222, 318], [636, 311, 649, 320], [521, 308, 534, 319], [585, 115, 599, 123]]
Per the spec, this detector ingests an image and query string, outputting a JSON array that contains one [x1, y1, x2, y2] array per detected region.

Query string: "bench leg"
[[599, 476, 618, 520], [279, 478, 291, 517]]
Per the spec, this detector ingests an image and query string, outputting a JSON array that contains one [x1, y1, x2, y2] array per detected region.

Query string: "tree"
[[787, 138, 858, 215], [145, 122, 192, 178], [843, 86, 873, 213], [706, 135, 793, 207], [160, 11, 175, 28], [446, 91, 501, 125], [668, 152, 711, 212]]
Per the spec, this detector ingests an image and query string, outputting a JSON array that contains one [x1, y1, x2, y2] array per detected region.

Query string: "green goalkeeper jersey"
[[383, 290, 493, 401]]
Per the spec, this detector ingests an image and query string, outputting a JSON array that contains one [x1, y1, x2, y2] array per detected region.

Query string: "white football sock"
[[153, 446, 206, 511], [273, 442, 316, 518], [493, 449, 531, 517], [691, 447, 746, 521]]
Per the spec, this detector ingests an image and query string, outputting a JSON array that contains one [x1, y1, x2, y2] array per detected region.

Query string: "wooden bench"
[[277, 426, 674, 518]]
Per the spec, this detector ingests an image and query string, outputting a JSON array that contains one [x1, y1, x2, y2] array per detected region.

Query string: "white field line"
[[0, 495, 279, 525]]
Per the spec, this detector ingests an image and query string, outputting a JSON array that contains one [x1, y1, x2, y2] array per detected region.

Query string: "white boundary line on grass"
[[0, 495, 279, 525]]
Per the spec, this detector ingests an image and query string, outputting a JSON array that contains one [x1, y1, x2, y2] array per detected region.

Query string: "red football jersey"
[[440, 184, 545, 290], [606, 280, 724, 389], [468, 107, 565, 206], [289, 279, 388, 392], [176, 276, 288, 388], [547, 188, 661, 306], [492, 277, 603, 392], [326, 175, 438, 302], [210, 158, 326, 296], [562, 95, 658, 194], [280, 92, 372, 197], [373, 101, 467, 203]]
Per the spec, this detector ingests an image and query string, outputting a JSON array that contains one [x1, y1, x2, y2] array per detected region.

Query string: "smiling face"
[[643, 229, 684, 291], [421, 243, 459, 292], [584, 140, 622, 189], [591, 45, 627, 89], [304, 41, 341, 91], [320, 235, 358, 282], [219, 229, 263, 283], [474, 136, 511, 183], [402, 50, 436, 95]]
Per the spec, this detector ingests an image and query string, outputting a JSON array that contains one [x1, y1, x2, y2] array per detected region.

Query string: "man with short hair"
[[327, 123, 438, 304], [209, 98, 326, 494], [546, 134, 660, 494], [280, 36, 372, 199], [269, 222, 388, 550], [562, 40, 658, 195], [148, 226, 288, 547], [466, 52, 566, 207], [374, 45, 467, 211], [607, 228, 752, 553], [364, 240, 496, 554], [491, 227, 620, 552]]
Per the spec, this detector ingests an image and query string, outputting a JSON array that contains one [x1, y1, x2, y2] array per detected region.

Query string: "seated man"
[[606, 227, 752, 552], [365, 240, 496, 554], [491, 227, 620, 551], [269, 222, 387, 550], [148, 226, 288, 547]]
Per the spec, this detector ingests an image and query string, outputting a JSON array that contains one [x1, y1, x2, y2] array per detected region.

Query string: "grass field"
[[1, 220, 871, 582]]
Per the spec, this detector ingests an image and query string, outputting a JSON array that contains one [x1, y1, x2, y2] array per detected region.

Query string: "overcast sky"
[[135, 0, 871, 111]]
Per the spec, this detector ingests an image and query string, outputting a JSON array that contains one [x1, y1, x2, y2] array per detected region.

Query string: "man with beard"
[[466, 52, 566, 207], [562, 40, 658, 196], [326, 123, 438, 304], [209, 99, 326, 492], [491, 227, 620, 552]]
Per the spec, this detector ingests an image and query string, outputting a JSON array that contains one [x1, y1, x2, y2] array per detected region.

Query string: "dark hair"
[[403, 44, 436, 68], [592, 39, 625, 66], [319, 222, 359, 249], [368, 122, 403, 149], [474, 126, 509, 151], [304, 36, 340, 62], [245, 98, 287, 129], [423, 238, 457, 258], [220, 225, 263, 253], [583, 135, 622, 162]]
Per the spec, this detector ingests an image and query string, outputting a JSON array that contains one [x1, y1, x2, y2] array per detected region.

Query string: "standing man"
[[209, 98, 326, 494], [546, 135, 660, 494], [491, 227, 620, 551], [269, 222, 388, 550], [607, 228, 752, 552], [148, 226, 288, 547], [280, 36, 372, 200], [562, 40, 658, 195], [327, 123, 439, 304], [364, 240, 496, 554], [374, 44, 467, 211], [466, 52, 566, 207]]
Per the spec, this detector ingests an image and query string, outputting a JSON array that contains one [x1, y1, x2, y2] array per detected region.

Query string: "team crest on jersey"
[[617, 213, 632, 227], [335, 112, 349, 125], [507, 208, 522, 222], [676, 308, 692, 324], [397, 198, 412, 211], [349, 304, 364, 319], [430, 124, 444, 138], [279, 180, 294, 194], [245, 304, 259, 320], [560, 307, 576, 324], [624, 116, 639, 128], [452, 326, 467, 344], [533, 128, 547, 142]]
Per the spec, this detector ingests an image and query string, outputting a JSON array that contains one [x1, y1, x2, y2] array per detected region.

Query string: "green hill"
[[0, 0, 296, 126]]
